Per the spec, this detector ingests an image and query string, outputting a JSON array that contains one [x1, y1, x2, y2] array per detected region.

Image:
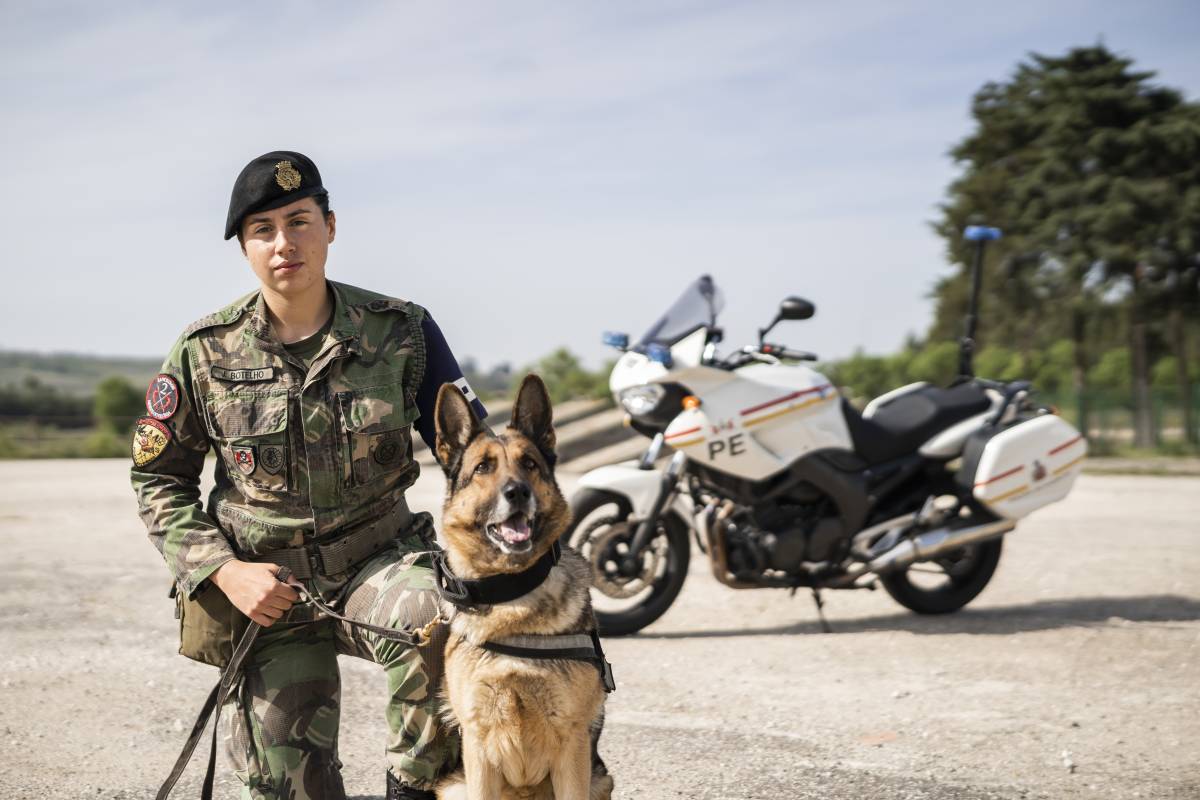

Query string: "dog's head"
[[435, 373, 570, 576]]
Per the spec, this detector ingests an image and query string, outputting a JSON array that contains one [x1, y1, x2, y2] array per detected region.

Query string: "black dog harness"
[[432, 540, 616, 693]]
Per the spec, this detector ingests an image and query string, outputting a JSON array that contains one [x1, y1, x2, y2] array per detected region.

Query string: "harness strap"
[[433, 540, 562, 609], [481, 629, 616, 693]]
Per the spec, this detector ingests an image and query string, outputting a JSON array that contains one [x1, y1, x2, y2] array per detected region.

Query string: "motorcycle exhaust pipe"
[[831, 518, 1015, 587], [868, 518, 1015, 574], [696, 500, 759, 590]]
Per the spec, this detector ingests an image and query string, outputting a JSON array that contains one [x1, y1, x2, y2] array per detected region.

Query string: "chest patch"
[[211, 366, 275, 383], [259, 445, 284, 474], [232, 445, 256, 475]]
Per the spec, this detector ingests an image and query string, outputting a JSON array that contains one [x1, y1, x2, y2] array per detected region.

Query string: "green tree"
[[1032, 339, 1077, 394], [904, 341, 960, 386], [934, 45, 1200, 444], [823, 350, 894, 403], [1089, 347, 1131, 390], [530, 349, 612, 404], [93, 376, 144, 433]]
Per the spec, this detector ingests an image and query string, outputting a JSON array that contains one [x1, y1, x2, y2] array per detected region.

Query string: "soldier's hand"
[[211, 560, 300, 627]]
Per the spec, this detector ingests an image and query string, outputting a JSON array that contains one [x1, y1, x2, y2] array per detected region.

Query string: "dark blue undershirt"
[[413, 314, 487, 450]]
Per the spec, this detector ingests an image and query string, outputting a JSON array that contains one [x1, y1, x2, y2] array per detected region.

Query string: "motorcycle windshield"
[[635, 275, 725, 349]]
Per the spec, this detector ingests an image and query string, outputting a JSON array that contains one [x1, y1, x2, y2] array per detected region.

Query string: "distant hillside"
[[0, 350, 160, 396]]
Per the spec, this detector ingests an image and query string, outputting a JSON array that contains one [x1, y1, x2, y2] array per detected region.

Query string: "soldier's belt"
[[249, 498, 413, 579]]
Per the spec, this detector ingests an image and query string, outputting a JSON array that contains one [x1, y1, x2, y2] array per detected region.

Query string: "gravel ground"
[[0, 460, 1197, 799]]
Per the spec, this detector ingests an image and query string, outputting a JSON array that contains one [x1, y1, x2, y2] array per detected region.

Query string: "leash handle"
[[156, 566, 292, 800]]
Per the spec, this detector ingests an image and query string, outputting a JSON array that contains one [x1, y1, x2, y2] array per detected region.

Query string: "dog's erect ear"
[[509, 373, 556, 460], [435, 382, 484, 476]]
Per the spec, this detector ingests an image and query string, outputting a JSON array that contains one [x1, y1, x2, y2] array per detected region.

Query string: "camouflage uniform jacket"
[[132, 280, 458, 600]]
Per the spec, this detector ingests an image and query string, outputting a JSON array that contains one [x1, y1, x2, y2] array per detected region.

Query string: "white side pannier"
[[958, 414, 1087, 520]]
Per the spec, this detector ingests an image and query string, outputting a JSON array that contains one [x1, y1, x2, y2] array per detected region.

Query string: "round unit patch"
[[259, 445, 284, 475], [132, 418, 171, 467], [145, 374, 180, 420], [373, 436, 401, 466]]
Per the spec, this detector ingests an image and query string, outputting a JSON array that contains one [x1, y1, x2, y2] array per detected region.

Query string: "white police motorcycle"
[[567, 228, 1087, 635]]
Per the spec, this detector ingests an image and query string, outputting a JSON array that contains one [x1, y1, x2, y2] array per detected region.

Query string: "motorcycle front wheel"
[[879, 536, 1003, 614], [566, 488, 691, 636]]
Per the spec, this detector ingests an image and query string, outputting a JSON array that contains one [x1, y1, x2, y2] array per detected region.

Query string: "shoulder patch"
[[145, 374, 180, 420], [132, 418, 171, 467]]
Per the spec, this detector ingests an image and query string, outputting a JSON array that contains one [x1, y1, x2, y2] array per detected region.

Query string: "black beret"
[[224, 151, 325, 240]]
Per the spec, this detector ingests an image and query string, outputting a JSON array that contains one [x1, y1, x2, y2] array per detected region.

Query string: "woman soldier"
[[132, 151, 484, 800]]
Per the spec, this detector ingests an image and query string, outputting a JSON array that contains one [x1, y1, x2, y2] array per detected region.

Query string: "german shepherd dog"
[[432, 374, 614, 800]]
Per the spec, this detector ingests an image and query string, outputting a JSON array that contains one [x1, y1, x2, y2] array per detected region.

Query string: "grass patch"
[[0, 422, 129, 458]]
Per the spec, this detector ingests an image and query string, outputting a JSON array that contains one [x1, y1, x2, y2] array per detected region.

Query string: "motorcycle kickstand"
[[793, 586, 833, 633]]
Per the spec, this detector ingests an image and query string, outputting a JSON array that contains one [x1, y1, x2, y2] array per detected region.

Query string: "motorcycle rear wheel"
[[566, 488, 691, 636], [879, 536, 1003, 614]]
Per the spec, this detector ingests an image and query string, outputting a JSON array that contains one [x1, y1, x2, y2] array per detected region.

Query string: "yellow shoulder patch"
[[132, 417, 171, 467]]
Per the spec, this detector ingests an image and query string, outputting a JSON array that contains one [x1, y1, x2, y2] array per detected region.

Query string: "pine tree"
[[933, 45, 1198, 445]]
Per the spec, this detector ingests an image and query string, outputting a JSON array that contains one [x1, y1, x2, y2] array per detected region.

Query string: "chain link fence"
[[1039, 387, 1199, 454]]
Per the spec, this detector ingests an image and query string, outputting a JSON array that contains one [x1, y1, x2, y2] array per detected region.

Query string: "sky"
[[2, 1, 1198, 371]]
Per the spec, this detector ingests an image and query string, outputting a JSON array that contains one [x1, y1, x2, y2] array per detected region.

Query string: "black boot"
[[386, 770, 436, 800]]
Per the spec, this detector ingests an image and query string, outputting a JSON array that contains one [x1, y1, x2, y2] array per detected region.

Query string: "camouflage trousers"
[[226, 544, 457, 799]]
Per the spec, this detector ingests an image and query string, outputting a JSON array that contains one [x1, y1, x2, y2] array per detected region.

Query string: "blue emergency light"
[[964, 226, 1003, 242], [602, 331, 629, 349], [646, 344, 673, 368]]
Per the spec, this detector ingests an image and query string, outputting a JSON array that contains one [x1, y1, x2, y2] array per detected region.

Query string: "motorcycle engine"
[[723, 501, 845, 575]]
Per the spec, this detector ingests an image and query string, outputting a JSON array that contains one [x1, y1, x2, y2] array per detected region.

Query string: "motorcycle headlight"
[[619, 384, 666, 417]]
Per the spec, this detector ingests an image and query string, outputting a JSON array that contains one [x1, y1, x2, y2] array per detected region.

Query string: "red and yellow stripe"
[[665, 425, 704, 449], [740, 384, 837, 428]]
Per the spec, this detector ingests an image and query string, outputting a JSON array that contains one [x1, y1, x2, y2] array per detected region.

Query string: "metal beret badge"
[[275, 161, 302, 191]]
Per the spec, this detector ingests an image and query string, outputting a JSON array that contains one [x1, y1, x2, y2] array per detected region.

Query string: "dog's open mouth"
[[486, 513, 534, 553]]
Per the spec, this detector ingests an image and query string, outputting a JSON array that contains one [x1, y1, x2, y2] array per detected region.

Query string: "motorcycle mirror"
[[778, 297, 815, 321], [759, 296, 815, 344]]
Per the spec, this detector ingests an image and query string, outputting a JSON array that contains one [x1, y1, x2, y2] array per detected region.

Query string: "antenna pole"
[[960, 226, 1002, 379]]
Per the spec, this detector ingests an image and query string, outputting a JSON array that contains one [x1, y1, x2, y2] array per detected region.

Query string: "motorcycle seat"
[[841, 383, 992, 464]]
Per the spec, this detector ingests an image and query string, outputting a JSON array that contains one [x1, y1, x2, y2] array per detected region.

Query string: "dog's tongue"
[[498, 514, 531, 543]]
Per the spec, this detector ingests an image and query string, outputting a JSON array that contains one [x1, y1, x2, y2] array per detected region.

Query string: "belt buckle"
[[305, 543, 325, 577]]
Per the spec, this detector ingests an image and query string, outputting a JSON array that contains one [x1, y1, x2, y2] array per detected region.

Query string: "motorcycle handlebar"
[[759, 344, 818, 361], [715, 344, 819, 369]]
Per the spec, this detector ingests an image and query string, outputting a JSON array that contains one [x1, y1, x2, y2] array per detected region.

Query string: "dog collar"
[[433, 539, 562, 609]]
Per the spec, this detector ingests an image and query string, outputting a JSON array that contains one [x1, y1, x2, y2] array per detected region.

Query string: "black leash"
[[432, 540, 561, 609], [156, 566, 434, 800], [297, 583, 432, 645], [156, 566, 291, 800]]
